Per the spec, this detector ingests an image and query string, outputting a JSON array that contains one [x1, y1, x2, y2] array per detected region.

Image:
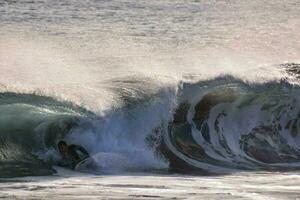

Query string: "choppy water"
[[1, 0, 300, 185], [2, 170, 300, 200]]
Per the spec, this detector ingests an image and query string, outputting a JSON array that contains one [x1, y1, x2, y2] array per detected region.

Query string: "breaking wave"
[[0, 63, 300, 177], [163, 63, 300, 173]]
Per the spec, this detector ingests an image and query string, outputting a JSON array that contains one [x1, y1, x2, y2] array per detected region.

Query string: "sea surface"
[[0, 0, 300, 199]]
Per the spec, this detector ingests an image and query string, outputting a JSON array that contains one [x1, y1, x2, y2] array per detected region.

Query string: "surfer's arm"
[[78, 146, 89, 157]]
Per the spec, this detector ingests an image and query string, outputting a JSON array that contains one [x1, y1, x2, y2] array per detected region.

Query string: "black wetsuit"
[[59, 144, 89, 169]]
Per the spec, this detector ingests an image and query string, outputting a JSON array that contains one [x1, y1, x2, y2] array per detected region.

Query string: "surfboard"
[[74, 156, 102, 173], [75, 157, 90, 169], [74, 152, 132, 174]]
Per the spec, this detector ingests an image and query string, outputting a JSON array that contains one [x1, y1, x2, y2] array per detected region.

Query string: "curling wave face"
[[0, 93, 94, 177], [163, 63, 300, 173]]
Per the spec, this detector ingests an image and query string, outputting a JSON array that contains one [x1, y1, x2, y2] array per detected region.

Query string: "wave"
[[161, 63, 300, 173], [0, 63, 300, 177]]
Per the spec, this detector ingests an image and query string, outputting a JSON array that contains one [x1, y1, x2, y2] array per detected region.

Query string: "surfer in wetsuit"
[[57, 140, 90, 169]]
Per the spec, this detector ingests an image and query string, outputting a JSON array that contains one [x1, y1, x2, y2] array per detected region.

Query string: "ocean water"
[[1, 0, 300, 199]]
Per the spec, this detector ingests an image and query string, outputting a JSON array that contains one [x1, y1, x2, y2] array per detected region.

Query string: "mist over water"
[[0, 0, 300, 177]]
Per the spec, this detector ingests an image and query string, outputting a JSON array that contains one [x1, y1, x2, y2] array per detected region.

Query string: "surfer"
[[57, 140, 90, 169]]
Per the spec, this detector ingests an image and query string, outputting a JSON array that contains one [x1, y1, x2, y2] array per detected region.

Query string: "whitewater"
[[1, 0, 300, 199]]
